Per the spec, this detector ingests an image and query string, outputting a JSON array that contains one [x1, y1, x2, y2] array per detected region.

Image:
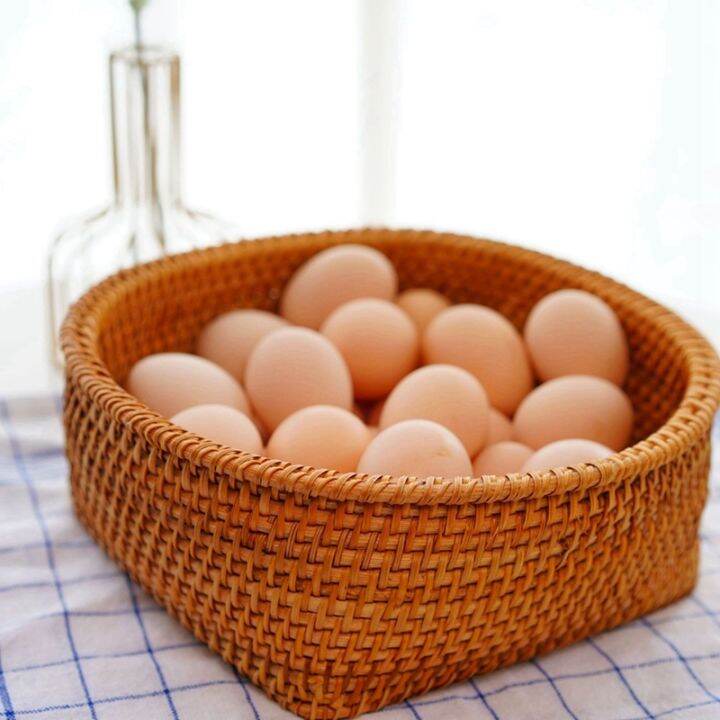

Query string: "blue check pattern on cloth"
[[1, 395, 719, 720]]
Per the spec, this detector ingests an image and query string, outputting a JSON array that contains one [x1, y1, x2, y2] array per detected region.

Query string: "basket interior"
[[91, 230, 689, 446]]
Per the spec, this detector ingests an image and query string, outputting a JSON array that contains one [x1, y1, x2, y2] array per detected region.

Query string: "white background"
[[1, 0, 718, 392]]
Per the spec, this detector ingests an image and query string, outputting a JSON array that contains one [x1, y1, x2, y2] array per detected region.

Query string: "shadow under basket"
[[61, 229, 720, 719]]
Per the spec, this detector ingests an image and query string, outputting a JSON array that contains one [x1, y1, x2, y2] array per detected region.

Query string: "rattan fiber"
[[61, 229, 720, 719]]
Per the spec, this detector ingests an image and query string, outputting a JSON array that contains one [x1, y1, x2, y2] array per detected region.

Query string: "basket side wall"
[[64, 381, 709, 718]]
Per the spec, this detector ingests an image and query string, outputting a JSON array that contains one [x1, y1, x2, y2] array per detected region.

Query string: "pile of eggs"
[[127, 244, 633, 479]]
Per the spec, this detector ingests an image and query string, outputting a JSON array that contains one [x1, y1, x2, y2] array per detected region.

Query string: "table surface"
[[1, 395, 719, 720]]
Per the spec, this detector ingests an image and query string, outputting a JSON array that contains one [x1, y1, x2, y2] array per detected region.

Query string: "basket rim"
[[60, 227, 720, 506]]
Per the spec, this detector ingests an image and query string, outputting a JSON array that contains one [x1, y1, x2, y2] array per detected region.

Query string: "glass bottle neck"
[[109, 46, 181, 210]]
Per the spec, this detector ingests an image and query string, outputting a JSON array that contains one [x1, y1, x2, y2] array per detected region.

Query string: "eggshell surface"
[[487, 408, 514, 445], [524, 289, 629, 385], [280, 244, 398, 329], [423, 304, 533, 415], [473, 441, 533, 475], [521, 438, 615, 473], [396, 288, 451, 332], [267, 405, 370, 472], [244, 327, 353, 430], [321, 299, 419, 399], [380, 364, 489, 456], [171, 404, 263, 454], [196, 309, 287, 381], [250, 410, 271, 443], [357, 419, 472, 479], [513, 375, 633, 451], [127, 352, 249, 419]]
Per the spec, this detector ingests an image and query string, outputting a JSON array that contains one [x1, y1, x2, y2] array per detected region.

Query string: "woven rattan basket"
[[61, 228, 720, 719]]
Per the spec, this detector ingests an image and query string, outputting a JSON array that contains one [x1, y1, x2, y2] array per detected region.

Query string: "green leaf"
[[129, 0, 149, 11]]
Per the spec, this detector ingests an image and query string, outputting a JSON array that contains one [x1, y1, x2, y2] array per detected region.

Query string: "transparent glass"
[[48, 46, 232, 364]]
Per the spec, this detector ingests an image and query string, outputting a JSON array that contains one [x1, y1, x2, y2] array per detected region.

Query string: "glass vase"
[[47, 45, 232, 365]]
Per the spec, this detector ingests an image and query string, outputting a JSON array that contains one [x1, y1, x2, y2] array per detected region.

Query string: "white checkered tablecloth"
[[1, 395, 719, 720]]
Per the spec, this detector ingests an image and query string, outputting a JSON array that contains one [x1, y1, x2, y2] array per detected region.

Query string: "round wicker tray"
[[61, 228, 720, 719]]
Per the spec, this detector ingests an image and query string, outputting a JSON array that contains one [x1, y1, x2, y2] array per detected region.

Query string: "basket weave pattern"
[[61, 229, 720, 719]]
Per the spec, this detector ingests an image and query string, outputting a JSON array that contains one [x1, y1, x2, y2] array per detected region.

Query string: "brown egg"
[[423, 304, 534, 415], [521, 438, 615, 473], [321, 299, 419, 400], [524, 289, 629, 385], [357, 419, 472, 479], [196, 309, 287, 381], [487, 408, 513, 445], [244, 327, 353, 431], [513, 375, 633, 451], [266, 405, 370, 472], [380, 364, 489, 456], [396, 288, 451, 332], [473, 441, 533, 475], [127, 352, 249, 419], [170, 404, 263, 454], [280, 244, 398, 329]]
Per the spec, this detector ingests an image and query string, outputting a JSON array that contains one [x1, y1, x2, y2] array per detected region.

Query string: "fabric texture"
[[0, 394, 719, 720]]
